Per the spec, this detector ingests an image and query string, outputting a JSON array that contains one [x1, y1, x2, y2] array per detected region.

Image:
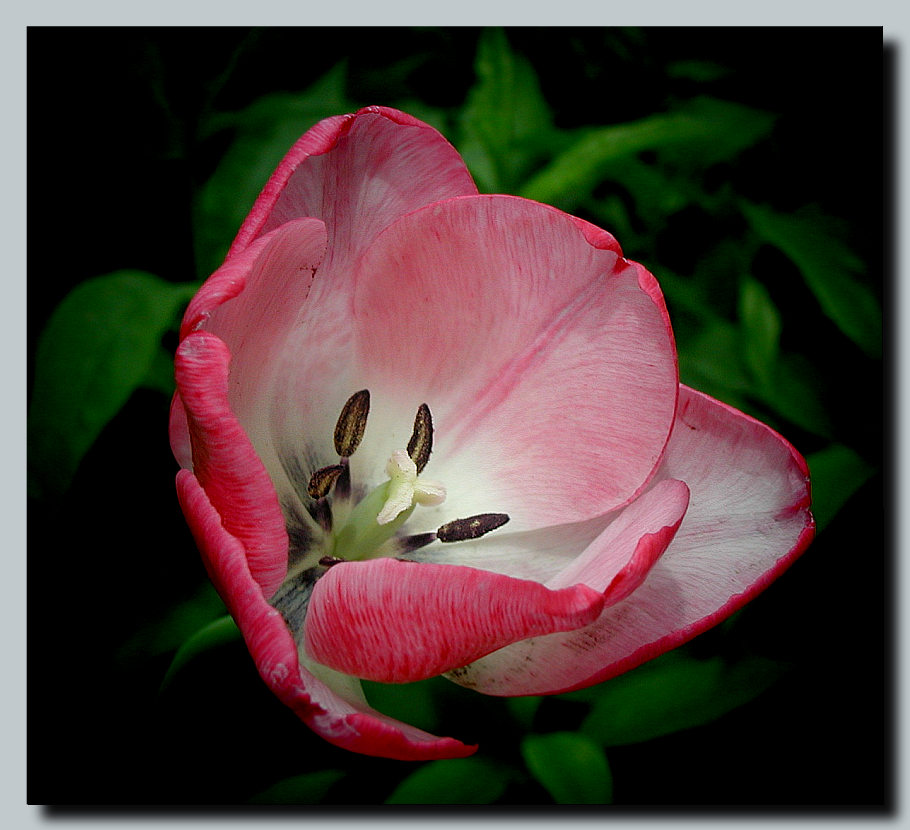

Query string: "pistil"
[[376, 450, 446, 525]]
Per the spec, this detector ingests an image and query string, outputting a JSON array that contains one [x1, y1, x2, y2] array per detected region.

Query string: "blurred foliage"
[[195, 62, 359, 277], [459, 27, 558, 193], [28, 27, 884, 807], [159, 614, 241, 692], [741, 201, 883, 359], [521, 732, 614, 804], [520, 96, 776, 210], [28, 271, 196, 499], [385, 757, 513, 804], [249, 769, 347, 805], [573, 650, 788, 747]]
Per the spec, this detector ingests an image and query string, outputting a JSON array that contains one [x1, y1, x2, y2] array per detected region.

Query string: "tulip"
[[170, 106, 814, 760]]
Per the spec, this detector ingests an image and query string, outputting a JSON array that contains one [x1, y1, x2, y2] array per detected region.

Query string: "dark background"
[[28, 27, 886, 808]]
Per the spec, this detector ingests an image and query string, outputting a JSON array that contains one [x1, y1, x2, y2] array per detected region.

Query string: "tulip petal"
[[229, 106, 478, 272], [304, 558, 605, 683], [175, 332, 290, 598], [404, 515, 609, 584], [445, 386, 813, 696], [547, 478, 690, 600], [176, 469, 475, 760], [345, 195, 678, 531], [405, 480, 687, 604], [168, 391, 192, 470], [184, 110, 476, 499], [177, 217, 328, 449], [174, 219, 333, 590]]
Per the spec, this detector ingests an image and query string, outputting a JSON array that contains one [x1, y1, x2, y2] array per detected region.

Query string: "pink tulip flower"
[[170, 106, 814, 760]]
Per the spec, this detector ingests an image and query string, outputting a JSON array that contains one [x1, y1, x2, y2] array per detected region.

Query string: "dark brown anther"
[[307, 464, 345, 499], [436, 513, 510, 543], [407, 403, 433, 474], [319, 556, 346, 568], [334, 390, 370, 457]]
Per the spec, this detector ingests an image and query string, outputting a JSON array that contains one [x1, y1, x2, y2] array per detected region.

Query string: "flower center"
[[304, 391, 509, 568]]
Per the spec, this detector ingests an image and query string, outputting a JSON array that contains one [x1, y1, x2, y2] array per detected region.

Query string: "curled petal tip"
[[304, 559, 605, 684]]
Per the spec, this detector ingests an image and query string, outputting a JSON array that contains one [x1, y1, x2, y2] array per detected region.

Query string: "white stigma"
[[376, 449, 446, 525]]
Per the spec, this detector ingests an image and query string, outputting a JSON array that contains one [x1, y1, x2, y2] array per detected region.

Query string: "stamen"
[[395, 532, 438, 554], [407, 403, 433, 474], [334, 390, 370, 457], [307, 464, 345, 499], [311, 498, 333, 533], [333, 458, 352, 501], [437, 513, 510, 543]]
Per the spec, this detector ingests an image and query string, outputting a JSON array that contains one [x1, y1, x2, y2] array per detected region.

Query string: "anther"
[[307, 464, 345, 499], [319, 556, 346, 568], [334, 390, 370, 457], [407, 403, 433, 474], [437, 513, 510, 543]]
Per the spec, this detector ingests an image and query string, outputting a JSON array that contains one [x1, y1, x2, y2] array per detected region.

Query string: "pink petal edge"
[[546, 478, 691, 603], [304, 558, 605, 683], [228, 105, 478, 261], [174, 330, 290, 598], [565, 386, 815, 691], [179, 218, 325, 341], [446, 386, 813, 697], [168, 391, 192, 470], [176, 469, 475, 760]]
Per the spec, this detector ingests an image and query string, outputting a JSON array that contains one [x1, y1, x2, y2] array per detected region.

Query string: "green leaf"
[[28, 271, 196, 498], [739, 275, 782, 390], [667, 59, 732, 82], [521, 97, 774, 209], [385, 757, 511, 805], [360, 676, 440, 734], [656, 269, 728, 325], [579, 652, 787, 747], [806, 444, 876, 531], [600, 158, 692, 224], [741, 202, 881, 358], [160, 615, 241, 692], [250, 769, 346, 805], [678, 319, 753, 395], [140, 343, 182, 397], [459, 28, 554, 192], [116, 582, 227, 666], [677, 313, 833, 439], [195, 62, 357, 277], [660, 97, 777, 167], [521, 732, 612, 804], [506, 695, 542, 731], [755, 352, 834, 439]]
